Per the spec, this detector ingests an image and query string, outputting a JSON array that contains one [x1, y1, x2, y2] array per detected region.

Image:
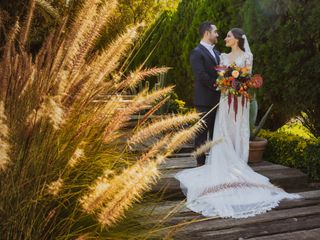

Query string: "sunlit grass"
[[0, 0, 201, 239]]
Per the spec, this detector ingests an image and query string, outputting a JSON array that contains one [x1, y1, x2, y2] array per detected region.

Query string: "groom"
[[190, 21, 220, 166]]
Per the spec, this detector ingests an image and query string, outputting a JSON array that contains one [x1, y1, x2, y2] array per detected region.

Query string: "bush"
[[167, 92, 189, 114], [259, 129, 320, 181], [277, 120, 315, 139]]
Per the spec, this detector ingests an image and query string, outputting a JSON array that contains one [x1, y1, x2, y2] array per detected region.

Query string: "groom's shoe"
[[197, 163, 205, 167]]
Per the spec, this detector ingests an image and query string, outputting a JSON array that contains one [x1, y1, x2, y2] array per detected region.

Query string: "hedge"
[[259, 129, 320, 181]]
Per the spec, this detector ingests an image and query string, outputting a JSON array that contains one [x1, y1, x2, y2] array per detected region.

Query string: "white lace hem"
[[184, 184, 302, 218]]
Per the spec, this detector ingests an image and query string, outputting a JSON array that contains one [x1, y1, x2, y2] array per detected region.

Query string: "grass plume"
[[0, 101, 10, 171], [129, 112, 199, 146], [191, 138, 224, 157], [0, 0, 198, 238]]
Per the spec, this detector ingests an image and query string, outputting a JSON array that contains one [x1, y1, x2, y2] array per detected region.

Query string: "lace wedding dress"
[[175, 52, 301, 218]]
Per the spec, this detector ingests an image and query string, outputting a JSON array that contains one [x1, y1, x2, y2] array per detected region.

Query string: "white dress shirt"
[[200, 40, 217, 63]]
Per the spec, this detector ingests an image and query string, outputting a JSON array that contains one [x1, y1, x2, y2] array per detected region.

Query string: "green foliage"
[[249, 95, 273, 141], [1, 0, 175, 54], [0, 0, 79, 53], [167, 92, 189, 114], [249, 95, 258, 139], [242, 0, 320, 135], [95, 0, 179, 50], [129, 0, 245, 106], [278, 120, 315, 139], [130, 0, 320, 137], [259, 129, 320, 181]]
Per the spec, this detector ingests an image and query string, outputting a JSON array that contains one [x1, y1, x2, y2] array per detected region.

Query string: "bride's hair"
[[230, 28, 245, 52]]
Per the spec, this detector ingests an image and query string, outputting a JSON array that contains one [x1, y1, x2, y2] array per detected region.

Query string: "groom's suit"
[[190, 43, 220, 166]]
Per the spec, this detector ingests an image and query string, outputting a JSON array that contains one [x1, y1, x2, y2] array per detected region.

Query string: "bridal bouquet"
[[214, 63, 263, 118]]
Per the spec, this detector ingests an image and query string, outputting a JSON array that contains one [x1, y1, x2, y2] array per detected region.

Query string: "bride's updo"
[[230, 28, 245, 52]]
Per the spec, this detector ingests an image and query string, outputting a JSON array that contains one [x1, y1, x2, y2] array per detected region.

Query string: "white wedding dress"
[[175, 52, 301, 218]]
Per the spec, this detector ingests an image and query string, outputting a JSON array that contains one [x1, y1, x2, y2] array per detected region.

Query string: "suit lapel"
[[213, 49, 220, 65], [198, 44, 217, 65]]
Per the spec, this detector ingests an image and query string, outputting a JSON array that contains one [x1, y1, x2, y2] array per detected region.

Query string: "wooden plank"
[[168, 153, 194, 158], [160, 166, 305, 180], [159, 157, 196, 169], [141, 190, 320, 216], [195, 215, 320, 240], [171, 204, 320, 234], [246, 228, 320, 240], [159, 158, 289, 171], [131, 143, 194, 154], [144, 197, 320, 219], [301, 189, 320, 199]]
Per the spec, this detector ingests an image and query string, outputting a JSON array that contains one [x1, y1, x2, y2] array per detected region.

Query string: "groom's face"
[[207, 25, 219, 45]]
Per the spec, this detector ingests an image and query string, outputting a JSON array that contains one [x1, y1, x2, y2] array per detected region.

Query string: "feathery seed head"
[[47, 178, 64, 196]]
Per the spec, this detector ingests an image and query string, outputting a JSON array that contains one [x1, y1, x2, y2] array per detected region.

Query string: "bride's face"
[[224, 31, 238, 48]]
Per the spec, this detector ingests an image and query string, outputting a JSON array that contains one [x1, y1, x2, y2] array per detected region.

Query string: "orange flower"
[[241, 67, 249, 73]]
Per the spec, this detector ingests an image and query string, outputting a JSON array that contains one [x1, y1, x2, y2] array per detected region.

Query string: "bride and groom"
[[175, 22, 301, 218]]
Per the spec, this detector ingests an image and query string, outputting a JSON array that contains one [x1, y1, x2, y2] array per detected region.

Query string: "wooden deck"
[[125, 113, 320, 239], [147, 145, 320, 239]]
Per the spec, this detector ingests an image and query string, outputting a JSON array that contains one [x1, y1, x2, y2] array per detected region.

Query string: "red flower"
[[214, 65, 228, 71], [250, 74, 263, 88]]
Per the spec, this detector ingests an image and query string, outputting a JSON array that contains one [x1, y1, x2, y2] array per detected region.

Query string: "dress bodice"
[[220, 52, 253, 69]]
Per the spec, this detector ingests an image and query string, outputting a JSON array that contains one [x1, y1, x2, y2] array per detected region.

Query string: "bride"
[[175, 28, 301, 218]]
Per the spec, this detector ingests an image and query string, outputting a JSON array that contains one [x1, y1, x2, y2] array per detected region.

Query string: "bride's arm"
[[245, 53, 253, 73]]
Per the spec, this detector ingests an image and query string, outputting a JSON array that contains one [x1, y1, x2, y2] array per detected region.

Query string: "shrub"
[[167, 92, 189, 114], [259, 129, 320, 181]]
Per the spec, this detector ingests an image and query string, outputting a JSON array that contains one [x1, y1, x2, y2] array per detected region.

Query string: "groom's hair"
[[199, 21, 214, 38]]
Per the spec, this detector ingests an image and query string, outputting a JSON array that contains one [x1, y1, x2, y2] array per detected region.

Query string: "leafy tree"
[[129, 0, 245, 105], [0, 0, 76, 53], [0, 0, 175, 53], [242, 0, 320, 135], [95, 0, 179, 49]]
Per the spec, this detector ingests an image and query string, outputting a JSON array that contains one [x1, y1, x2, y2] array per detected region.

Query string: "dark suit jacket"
[[190, 44, 221, 107]]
